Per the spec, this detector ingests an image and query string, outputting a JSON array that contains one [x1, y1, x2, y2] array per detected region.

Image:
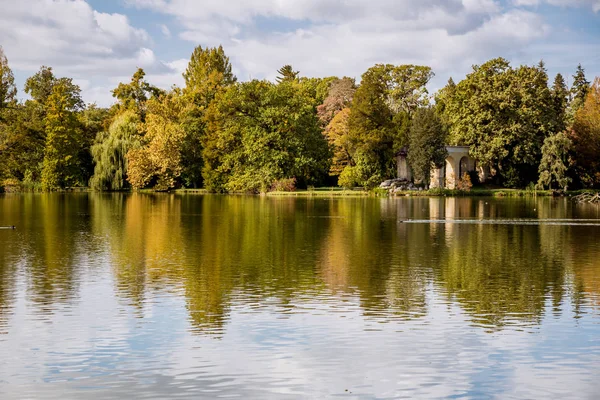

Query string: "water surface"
[[1, 193, 600, 399]]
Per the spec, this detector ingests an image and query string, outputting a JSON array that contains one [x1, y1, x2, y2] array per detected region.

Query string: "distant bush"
[[270, 178, 297, 192]]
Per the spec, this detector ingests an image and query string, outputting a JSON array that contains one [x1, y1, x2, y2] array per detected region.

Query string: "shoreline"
[[2, 187, 596, 198]]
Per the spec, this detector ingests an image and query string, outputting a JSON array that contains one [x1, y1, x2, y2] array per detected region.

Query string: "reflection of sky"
[[3, 195, 600, 398], [2, 271, 600, 399]]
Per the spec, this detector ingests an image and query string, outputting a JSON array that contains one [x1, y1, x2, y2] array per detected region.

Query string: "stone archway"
[[445, 156, 456, 189]]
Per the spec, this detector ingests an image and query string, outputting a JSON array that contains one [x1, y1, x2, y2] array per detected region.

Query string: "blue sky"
[[1, 0, 599, 106]]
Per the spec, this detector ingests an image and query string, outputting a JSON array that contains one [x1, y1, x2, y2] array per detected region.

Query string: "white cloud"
[[159, 23, 171, 37], [0, 0, 183, 105], [513, 0, 600, 12], [1, 0, 596, 106], [127, 0, 549, 91]]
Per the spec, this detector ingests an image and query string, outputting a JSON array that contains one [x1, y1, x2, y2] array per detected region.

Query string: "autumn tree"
[[324, 107, 352, 176], [571, 77, 600, 187], [407, 108, 447, 185], [317, 77, 356, 126], [127, 90, 187, 190]]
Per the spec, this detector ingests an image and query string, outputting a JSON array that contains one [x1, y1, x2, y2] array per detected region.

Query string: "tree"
[[183, 45, 236, 108], [343, 64, 433, 188], [0, 46, 17, 115], [324, 107, 352, 176], [24, 66, 56, 105], [571, 64, 590, 111], [444, 58, 554, 187], [317, 77, 356, 126], [127, 90, 187, 190], [79, 104, 110, 184], [551, 73, 569, 132], [276, 65, 299, 83], [346, 65, 395, 187], [571, 78, 600, 187], [407, 108, 447, 185], [41, 79, 85, 190], [112, 68, 163, 121], [202, 80, 330, 192], [537, 131, 572, 191], [181, 45, 237, 188], [89, 111, 140, 191]]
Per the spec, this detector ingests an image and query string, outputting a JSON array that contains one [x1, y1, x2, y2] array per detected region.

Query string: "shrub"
[[457, 172, 473, 191]]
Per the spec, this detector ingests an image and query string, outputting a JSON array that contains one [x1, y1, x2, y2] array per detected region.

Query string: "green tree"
[[41, 79, 85, 190], [0, 46, 17, 115], [89, 111, 140, 191], [344, 64, 433, 187], [407, 108, 447, 185], [536, 131, 572, 191], [276, 65, 299, 83], [79, 104, 110, 185], [183, 45, 236, 108], [203, 80, 330, 192], [551, 73, 569, 132], [444, 58, 554, 187], [24, 66, 56, 106], [571, 64, 590, 112], [346, 65, 395, 187], [112, 68, 163, 121], [181, 45, 237, 188]]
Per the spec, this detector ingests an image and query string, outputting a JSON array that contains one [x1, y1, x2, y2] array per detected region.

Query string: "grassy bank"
[[4, 186, 598, 198]]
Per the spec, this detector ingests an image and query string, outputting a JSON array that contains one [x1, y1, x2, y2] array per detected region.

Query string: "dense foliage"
[[0, 44, 597, 192]]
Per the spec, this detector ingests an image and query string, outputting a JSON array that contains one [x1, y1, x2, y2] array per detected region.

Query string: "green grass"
[[266, 189, 370, 197]]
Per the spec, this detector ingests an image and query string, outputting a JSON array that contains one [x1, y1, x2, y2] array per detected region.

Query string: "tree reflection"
[[3, 193, 600, 336]]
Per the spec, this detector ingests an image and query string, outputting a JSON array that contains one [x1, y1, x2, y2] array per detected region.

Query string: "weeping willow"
[[89, 111, 140, 191]]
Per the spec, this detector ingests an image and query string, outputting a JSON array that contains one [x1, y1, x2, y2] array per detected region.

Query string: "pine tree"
[[551, 73, 569, 132], [276, 65, 299, 83], [571, 64, 590, 111]]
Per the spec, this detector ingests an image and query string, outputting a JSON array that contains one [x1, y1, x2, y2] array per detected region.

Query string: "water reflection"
[[2, 194, 600, 398]]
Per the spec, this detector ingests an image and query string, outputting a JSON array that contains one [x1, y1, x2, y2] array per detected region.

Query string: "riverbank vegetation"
[[1, 44, 599, 193]]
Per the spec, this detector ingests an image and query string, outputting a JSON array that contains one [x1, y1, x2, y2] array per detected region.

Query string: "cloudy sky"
[[1, 0, 599, 106]]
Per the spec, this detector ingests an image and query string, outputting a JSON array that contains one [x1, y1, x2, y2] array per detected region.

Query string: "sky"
[[0, 0, 599, 107]]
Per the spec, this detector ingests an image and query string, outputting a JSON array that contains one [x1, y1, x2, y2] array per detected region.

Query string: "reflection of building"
[[396, 146, 489, 189]]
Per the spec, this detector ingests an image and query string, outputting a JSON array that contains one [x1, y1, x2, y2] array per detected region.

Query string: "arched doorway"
[[459, 156, 469, 179]]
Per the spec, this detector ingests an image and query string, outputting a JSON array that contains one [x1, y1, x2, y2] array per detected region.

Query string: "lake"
[[1, 193, 600, 399]]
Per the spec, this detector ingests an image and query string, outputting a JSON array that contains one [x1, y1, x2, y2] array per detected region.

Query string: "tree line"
[[0, 45, 598, 192]]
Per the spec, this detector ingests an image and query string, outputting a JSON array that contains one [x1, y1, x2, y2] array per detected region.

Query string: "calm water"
[[1, 194, 600, 399]]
